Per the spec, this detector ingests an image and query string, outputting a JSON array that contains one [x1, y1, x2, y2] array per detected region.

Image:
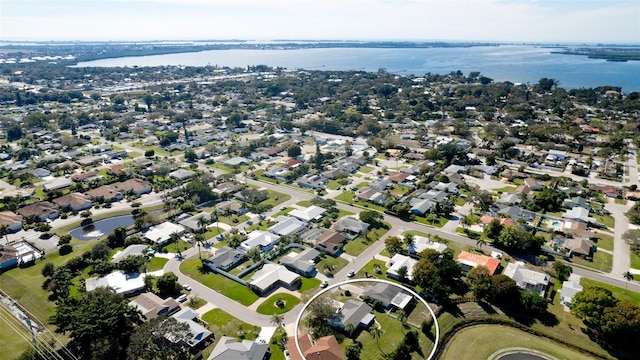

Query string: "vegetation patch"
[[256, 293, 300, 315], [202, 308, 260, 340], [146, 256, 168, 272], [580, 278, 640, 307], [299, 277, 322, 292]]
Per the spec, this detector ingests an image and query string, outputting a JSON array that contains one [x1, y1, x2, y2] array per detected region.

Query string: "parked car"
[[320, 281, 329, 288], [347, 270, 355, 278], [183, 284, 192, 291], [177, 294, 188, 303]]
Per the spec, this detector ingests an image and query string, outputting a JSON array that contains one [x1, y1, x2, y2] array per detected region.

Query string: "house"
[[333, 217, 369, 238], [562, 197, 591, 212], [328, 300, 375, 332], [205, 246, 246, 272], [523, 178, 543, 191], [114, 178, 152, 195], [264, 166, 291, 181], [457, 251, 501, 275], [215, 200, 246, 215], [355, 187, 387, 205], [208, 336, 268, 360], [240, 231, 281, 253], [169, 169, 196, 180], [280, 247, 320, 277], [248, 263, 301, 295], [268, 216, 307, 237], [52, 193, 92, 212], [312, 230, 345, 256], [71, 171, 102, 183], [369, 178, 392, 191], [43, 178, 72, 192], [362, 283, 413, 310], [562, 207, 594, 223], [497, 193, 521, 205], [172, 308, 212, 347], [497, 205, 536, 223], [321, 169, 344, 180], [107, 164, 130, 176], [560, 274, 583, 311], [589, 184, 621, 198], [336, 161, 360, 174], [417, 189, 448, 203], [85, 270, 145, 297], [288, 206, 326, 223], [410, 198, 435, 216], [503, 262, 549, 296], [443, 164, 465, 174], [409, 235, 447, 254], [389, 172, 410, 183], [1, 188, 36, 200], [386, 253, 418, 281], [0, 211, 23, 232], [17, 201, 59, 221], [112, 244, 148, 263], [297, 174, 326, 189], [222, 157, 251, 166], [86, 185, 124, 203], [562, 236, 594, 257], [215, 182, 243, 194], [0, 244, 19, 270], [178, 212, 211, 232], [128, 292, 180, 321], [144, 222, 186, 245], [286, 334, 346, 360]]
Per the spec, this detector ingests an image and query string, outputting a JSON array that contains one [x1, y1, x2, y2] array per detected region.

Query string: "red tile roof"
[[457, 251, 501, 275]]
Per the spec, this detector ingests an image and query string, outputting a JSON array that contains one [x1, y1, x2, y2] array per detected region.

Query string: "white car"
[[183, 284, 192, 291], [347, 270, 355, 278]]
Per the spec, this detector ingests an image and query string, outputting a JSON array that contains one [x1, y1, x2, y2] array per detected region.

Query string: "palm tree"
[[270, 313, 284, 329], [459, 214, 471, 230], [476, 237, 488, 250], [426, 213, 439, 225], [197, 216, 208, 235], [170, 232, 182, 258], [397, 309, 407, 327], [194, 233, 205, 260], [369, 324, 383, 354], [623, 271, 634, 293], [0, 224, 9, 245], [403, 233, 415, 252]]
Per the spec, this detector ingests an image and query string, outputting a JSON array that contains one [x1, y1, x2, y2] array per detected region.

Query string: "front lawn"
[[260, 190, 292, 209], [271, 207, 294, 217], [147, 256, 168, 272], [299, 277, 322, 293], [316, 256, 349, 277], [343, 225, 390, 256], [202, 308, 260, 340], [593, 214, 615, 229], [256, 293, 300, 315], [359, 165, 374, 173], [570, 251, 613, 273], [493, 185, 517, 193], [179, 256, 259, 306], [335, 190, 355, 203], [580, 278, 640, 307], [593, 233, 613, 251], [296, 200, 312, 207], [631, 251, 640, 269], [355, 259, 389, 280], [414, 215, 448, 228]]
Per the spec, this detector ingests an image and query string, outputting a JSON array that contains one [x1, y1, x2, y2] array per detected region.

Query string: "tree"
[[369, 325, 383, 354], [403, 233, 415, 251], [397, 309, 407, 326], [483, 218, 503, 240], [488, 274, 520, 306], [571, 286, 617, 329], [467, 265, 492, 299], [156, 272, 181, 296], [184, 149, 197, 162], [459, 215, 471, 230], [359, 210, 382, 228], [126, 317, 190, 360], [475, 237, 488, 250], [287, 144, 302, 158], [552, 262, 572, 281], [170, 232, 182, 258], [246, 246, 261, 262], [599, 300, 640, 350], [469, 189, 493, 212], [0, 224, 9, 244], [623, 271, 634, 293], [41, 262, 55, 277], [304, 297, 336, 338], [345, 341, 363, 360], [397, 266, 409, 283], [497, 224, 542, 251], [426, 212, 439, 225], [49, 287, 140, 360], [118, 255, 147, 273], [385, 236, 404, 256], [622, 229, 640, 251], [270, 313, 284, 329], [519, 291, 548, 315]]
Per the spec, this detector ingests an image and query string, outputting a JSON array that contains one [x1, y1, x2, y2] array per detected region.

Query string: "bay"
[[75, 45, 640, 92]]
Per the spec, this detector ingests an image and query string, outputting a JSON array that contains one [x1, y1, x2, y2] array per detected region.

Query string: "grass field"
[[316, 256, 349, 277], [296, 200, 312, 207], [255, 293, 300, 315], [414, 215, 448, 228], [147, 256, 168, 272], [343, 225, 390, 256], [299, 277, 322, 293], [570, 251, 613, 273], [593, 214, 615, 229], [631, 251, 640, 270], [594, 233, 614, 251], [440, 325, 602, 360], [201, 308, 260, 340], [179, 256, 259, 306]]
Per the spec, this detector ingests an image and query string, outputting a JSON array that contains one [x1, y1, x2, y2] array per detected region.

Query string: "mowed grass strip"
[[256, 293, 300, 315], [179, 256, 258, 306], [202, 308, 260, 340], [440, 325, 602, 360]]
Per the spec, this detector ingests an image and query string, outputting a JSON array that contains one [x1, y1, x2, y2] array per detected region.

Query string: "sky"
[[1, 0, 639, 44]]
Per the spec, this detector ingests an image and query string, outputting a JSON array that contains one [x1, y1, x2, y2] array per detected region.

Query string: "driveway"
[[605, 200, 632, 277]]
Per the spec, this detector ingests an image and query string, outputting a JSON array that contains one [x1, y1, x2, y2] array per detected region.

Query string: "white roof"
[[410, 235, 447, 253], [387, 254, 418, 280], [145, 222, 185, 245], [288, 205, 327, 222], [85, 270, 145, 295], [248, 263, 299, 292], [240, 230, 280, 252], [268, 216, 306, 236], [560, 274, 583, 305], [562, 207, 594, 222], [503, 262, 549, 288]]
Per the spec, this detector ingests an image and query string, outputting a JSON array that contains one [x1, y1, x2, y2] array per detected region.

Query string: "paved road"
[[605, 200, 632, 277]]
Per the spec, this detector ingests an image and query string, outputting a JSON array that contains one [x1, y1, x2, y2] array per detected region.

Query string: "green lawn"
[[570, 251, 613, 273], [335, 191, 355, 203], [343, 225, 390, 256], [593, 214, 615, 229], [593, 233, 613, 251], [340, 310, 434, 360], [441, 325, 602, 360], [260, 190, 292, 209], [316, 256, 349, 277], [201, 308, 260, 340], [256, 293, 300, 315], [327, 180, 342, 190], [203, 227, 223, 241], [359, 165, 374, 173], [147, 256, 168, 272], [631, 251, 640, 270], [580, 278, 640, 307], [215, 213, 249, 226], [299, 277, 322, 292], [493, 185, 517, 193], [454, 196, 466, 206], [271, 207, 294, 218], [179, 256, 259, 306], [414, 215, 448, 228], [355, 259, 389, 280], [296, 200, 312, 207]]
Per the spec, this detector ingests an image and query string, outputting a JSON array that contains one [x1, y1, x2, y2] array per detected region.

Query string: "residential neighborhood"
[[0, 53, 638, 360]]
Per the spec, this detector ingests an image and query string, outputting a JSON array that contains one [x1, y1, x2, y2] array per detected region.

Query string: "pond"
[[70, 215, 135, 241]]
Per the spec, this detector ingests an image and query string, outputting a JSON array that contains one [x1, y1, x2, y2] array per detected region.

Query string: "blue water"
[[70, 215, 134, 241], [75, 45, 640, 91]]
